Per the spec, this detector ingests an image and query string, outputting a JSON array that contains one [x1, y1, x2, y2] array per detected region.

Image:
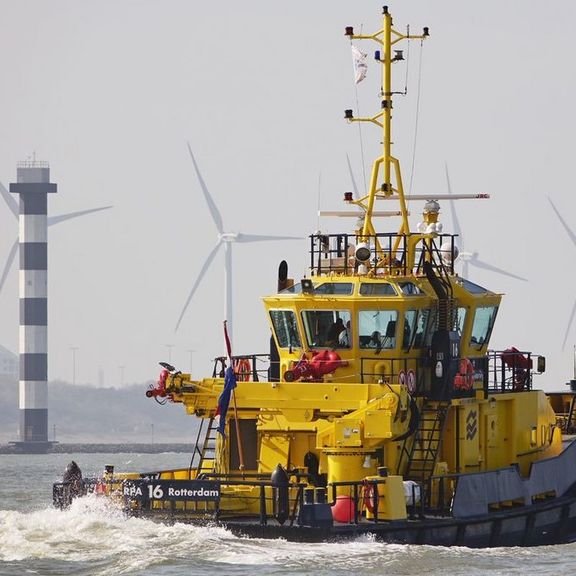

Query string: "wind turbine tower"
[[9, 159, 55, 452]]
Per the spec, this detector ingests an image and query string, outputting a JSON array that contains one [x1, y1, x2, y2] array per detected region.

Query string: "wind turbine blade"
[[235, 233, 301, 243], [548, 196, 576, 249], [48, 205, 113, 226], [471, 258, 527, 281], [0, 181, 19, 218], [445, 164, 463, 240], [175, 240, 222, 332], [346, 153, 361, 200], [562, 297, 576, 350], [187, 142, 224, 234], [0, 239, 18, 294]]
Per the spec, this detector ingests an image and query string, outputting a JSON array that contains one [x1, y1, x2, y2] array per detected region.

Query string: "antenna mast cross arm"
[[344, 6, 429, 263]]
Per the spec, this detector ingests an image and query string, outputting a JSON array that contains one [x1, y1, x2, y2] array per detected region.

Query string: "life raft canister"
[[453, 357, 474, 390]]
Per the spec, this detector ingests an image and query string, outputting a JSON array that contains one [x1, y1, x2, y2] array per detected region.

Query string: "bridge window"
[[269, 310, 302, 349], [313, 282, 353, 295], [460, 279, 490, 294], [403, 309, 432, 350], [398, 282, 422, 295], [301, 310, 352, 348], [455, 307, 467, 336], [470, 306, 498, 349], [359, 283, 397, 296], [359, 310, 398, 350]]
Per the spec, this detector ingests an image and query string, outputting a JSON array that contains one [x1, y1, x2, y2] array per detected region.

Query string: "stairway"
[[190, 417, 219, 478], [403, 401, 450, 482]]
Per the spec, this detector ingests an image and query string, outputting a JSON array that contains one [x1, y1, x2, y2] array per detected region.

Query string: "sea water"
[[1, 453, 576, 576]]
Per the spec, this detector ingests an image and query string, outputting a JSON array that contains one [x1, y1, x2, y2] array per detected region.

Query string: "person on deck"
[[339, 320, 351, 347], [326, 318, 345, 348]]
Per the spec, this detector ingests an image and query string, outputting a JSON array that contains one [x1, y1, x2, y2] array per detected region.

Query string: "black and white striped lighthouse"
[[10, 160, 56, 452]]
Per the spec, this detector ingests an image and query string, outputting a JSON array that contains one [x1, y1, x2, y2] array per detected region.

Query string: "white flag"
[[351, 44, 367, 84]]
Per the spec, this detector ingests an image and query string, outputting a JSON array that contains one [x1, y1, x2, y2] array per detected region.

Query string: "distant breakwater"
[[0, 443, 192, 454]]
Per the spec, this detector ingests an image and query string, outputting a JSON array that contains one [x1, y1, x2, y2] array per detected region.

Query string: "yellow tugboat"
[[54, 6, 576, 547]]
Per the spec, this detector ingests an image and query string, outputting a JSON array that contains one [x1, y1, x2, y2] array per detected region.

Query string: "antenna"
[[344, 10, 428, 261]]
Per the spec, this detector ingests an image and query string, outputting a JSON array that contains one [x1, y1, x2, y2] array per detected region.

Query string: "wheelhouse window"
[[279, 283, 303, 294], [455, 307, 467, 336], [301, 310, 351, 348], [470, 306, 498, 349], [460, 279, 490, 294], [359, 283, 397, 296], [313, 282, 353, 295], [359, 310, 398, 350], [398, 282, 422, 295], [269, 310, 301, 349], [403, 309, 433, 350]]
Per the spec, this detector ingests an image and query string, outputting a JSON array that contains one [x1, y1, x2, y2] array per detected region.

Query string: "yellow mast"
[[345, 6, 428, 262]]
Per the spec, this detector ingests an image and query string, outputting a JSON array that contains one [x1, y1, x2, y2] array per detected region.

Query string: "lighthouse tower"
[[10, 159, 56, 453]]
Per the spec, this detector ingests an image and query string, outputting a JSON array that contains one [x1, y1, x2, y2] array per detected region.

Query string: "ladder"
[[189, 417, 219, 478], [402, 400, 450, 483]]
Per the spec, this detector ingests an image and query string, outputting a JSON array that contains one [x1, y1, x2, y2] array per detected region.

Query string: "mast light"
[[344, 192, 354, 202], [344, 109, 354, 119]]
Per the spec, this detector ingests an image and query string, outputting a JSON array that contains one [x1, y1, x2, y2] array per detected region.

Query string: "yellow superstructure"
[[110, 6, 564, 525]]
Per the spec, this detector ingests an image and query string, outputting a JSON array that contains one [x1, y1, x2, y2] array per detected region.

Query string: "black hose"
[[394, 397, 420, 442]]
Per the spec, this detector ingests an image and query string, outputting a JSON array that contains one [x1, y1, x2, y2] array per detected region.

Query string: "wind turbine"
[[548, 197, 576, 349], [0, 180, 112, 294], [175, 143, 301, 344], [445, 164, 527, 282], [346, 153, 364, 225]]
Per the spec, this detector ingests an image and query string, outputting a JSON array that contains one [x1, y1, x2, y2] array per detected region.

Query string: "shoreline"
[[0, 443, 192, 454]]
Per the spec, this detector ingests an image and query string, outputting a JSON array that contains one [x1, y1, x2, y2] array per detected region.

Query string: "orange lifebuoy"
[[454, 358, 474, 390], [234, 358, 251, 382], [362, 483, 378, 513]]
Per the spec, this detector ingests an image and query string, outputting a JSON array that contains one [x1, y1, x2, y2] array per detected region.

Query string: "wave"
[[1, 495, 576, 576]]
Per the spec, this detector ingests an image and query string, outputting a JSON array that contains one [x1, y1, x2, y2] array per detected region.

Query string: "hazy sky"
[[1, 0, 575, 393]]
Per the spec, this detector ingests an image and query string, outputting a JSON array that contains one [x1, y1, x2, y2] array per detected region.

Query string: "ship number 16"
[[148, 484, 164, 499]]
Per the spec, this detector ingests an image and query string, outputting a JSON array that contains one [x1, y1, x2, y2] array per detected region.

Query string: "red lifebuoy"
[[454, 358, 474, 390]]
